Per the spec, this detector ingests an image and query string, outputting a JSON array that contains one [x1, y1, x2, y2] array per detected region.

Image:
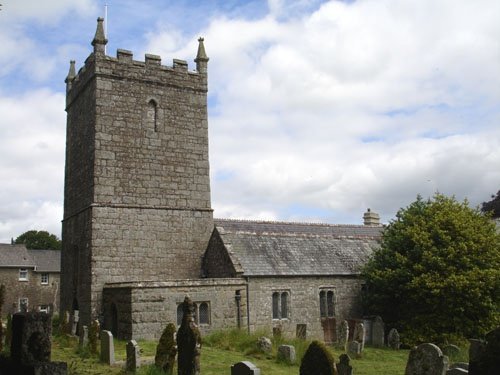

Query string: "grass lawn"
[[50, 330, 412, 375]]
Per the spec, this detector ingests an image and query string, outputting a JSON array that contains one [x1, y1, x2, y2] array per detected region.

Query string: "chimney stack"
[[363, 208, 380, 226]]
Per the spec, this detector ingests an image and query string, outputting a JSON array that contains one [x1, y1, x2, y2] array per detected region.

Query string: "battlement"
[[65, 18, 209, 107]]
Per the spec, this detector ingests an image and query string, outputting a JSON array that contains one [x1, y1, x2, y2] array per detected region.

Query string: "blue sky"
[[0, 0, 499, 242]]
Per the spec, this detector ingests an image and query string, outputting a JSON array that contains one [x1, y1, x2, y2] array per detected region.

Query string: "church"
[[61, 18, 382, 341]]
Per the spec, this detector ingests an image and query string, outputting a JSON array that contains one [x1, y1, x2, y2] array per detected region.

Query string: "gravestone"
[[441, 344, 460, 358], [6, 312, 67, 374], [296, 324, 307, 340], [155, 322, 177, 374], [257, 336, 272, 353], [469, 327, 500, 375], [60, 311, 70, 334], [337, 353, 353, 375], [338, 320, 349, 351], [231, 361, 261, 375], [449, 363, 468, 371], [405, 343, 448, 375], [100, 330, 115, 365], [177, 296, 202, 375], [388, 328, 401, 350], [372, 316, 385, 348], [363, 319, 373, 345], [273, 326, 282, 338], [348, 340, 361, 358], [79, 325, 88, 350], [126, 340, 140, 372], [277, 344, 296, 364], [89, 319, 100, 355], [353, 322, 365, 350], [445, 369, 468, 375], [300, 340, 337, 375], [70, 310, 79, 336]]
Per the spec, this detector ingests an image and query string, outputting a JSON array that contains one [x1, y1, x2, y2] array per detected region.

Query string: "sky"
[[0, 0, 499, 242]]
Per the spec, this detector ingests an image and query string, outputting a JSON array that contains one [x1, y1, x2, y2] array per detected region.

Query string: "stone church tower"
[[61, 18, 213, 327]]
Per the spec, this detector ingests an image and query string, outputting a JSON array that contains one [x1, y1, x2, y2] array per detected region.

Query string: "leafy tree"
[[482, 190, 500, 218], [362, 193, 500, 344], [14, 230, 61, 250]]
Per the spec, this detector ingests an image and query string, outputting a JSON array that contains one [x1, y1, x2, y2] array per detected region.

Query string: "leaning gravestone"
[[353, 322, 365, 351], [372, 316, 385, 348], [155, 322, 177, 374], [5, 312, 67, 374], [177, 296, 202, 375], [89, 319, 100, 355], [387, 328, 401, 350], [100, 330, 115, 365], [405, 343, 448, 375], [126, 340, 140, 372], [277, 344, 296, 364], [231, 361, 261, 375], [300, 340, 337, 375], [296, 324, 307, 339], [70, 310, 79, 336], [337, 353, 353, 375], [348, 340, 361, 359], [338, 320, 349, 351], [79, 325, 88, 350]]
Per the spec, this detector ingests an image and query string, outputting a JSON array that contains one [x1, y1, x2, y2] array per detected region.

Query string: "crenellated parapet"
[[65, 18, 209, 109]]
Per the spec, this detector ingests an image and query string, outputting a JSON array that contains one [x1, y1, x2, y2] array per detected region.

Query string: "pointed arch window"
[[147, 99, 158, 132]]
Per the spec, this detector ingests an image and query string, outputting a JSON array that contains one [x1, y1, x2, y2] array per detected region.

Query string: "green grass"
[[49, 330, 416, 374]]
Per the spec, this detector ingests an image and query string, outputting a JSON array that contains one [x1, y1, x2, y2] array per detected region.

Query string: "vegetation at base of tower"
[[362, 193, 500, 345], [299, 340, 337, 375], [482, 190, 500, 218], [14, 230, 61, 250]]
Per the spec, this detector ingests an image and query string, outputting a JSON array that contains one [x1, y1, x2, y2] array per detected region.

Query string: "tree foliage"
[[482, 190, 500, 218], [362, 193, 500, 344], [14, 230, 61, 250]]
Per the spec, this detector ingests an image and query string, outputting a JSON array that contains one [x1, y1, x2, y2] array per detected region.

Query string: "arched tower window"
[[176, 303, 183, 326], [199, 302, 209, 324], [147, 99, 158, 132]]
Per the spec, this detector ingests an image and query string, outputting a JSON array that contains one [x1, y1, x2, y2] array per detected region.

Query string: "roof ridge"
[[214, 217, 377, 228]]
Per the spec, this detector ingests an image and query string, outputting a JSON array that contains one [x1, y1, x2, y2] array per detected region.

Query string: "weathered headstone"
[[277, 345, 296, 364], [60, 311, 70, 334], [387, 328, 401, 350], [155, 322, 177, 374], [177, 296, 201, 375], [100, 330, 115, 365], [79, 325, 88, 350], [89, 319, 100, 355], [372, 316, 385, 348], [300, 340, 337, 375], [296, 324, 307, 340], [257, 336, 272, 353], [353, 322, 365, 350], [348, 340, 361, 358], [273, 326, 282, 338], [337, 353, 353, 375], [405, 343, 449, 375], [126, 340, 140, 372], [338, 320, 349, 351], [70, 310, 79, 336], [445, 369, 468, 375], [441, 344, 460, 358], [7, 312, 67, 374], [468, 338, 485, 374], [231, 361, 261, 375]]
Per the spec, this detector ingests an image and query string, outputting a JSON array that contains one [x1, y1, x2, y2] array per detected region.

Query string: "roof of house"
[[0, 243, 60, 272], [28, 249, 61, 273], [213, 219, 383, 277]]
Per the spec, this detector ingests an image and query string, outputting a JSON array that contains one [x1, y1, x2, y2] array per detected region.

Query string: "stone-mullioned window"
[[272, 291, 290, 320], [176, 301, 211, 326], [319, 289, 336, 318]]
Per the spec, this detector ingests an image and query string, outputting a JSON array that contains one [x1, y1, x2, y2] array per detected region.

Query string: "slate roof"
[[0, 244, 34, 267], [213, 219, 383, 277], [28, 249, 61, 273], [0, 243, 60, 272]]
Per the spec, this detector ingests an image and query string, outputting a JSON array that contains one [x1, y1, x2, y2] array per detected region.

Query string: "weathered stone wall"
[[103, 279, 247, 340], [0, 269, 60, 317], [247, 276, 364, 340], [62, 47, 213, 328]]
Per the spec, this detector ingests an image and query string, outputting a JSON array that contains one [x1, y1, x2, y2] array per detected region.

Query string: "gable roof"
[[0, 244, 60, 272], [28, 249, 61, 273], [0, 243, 35, 267], [213, 219, 382, 277]]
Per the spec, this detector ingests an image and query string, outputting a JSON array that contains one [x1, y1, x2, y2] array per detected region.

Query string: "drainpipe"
[[235, 290, 241, 329], [245, 277, 250, 334]]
